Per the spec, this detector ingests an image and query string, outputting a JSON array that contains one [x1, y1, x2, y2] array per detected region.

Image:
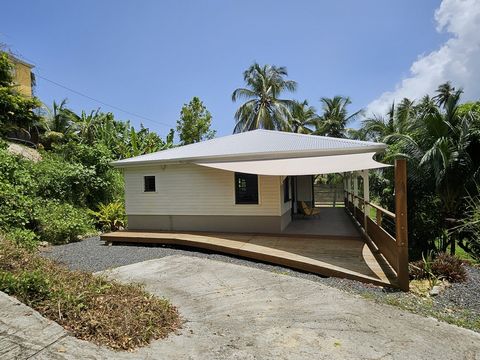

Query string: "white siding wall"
[[124, 164, 282, 216]]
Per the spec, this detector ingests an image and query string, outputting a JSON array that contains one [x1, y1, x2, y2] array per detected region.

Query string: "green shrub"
[[89, 201, 126, 231], [409, 252, 467, 283], [52, 142, 124, 208], [431, 253, 468, 283], [35, 201, 96, 244], [30, 154, 96, 207], [0, 147, 36, 230], [0, 270, 52, 305], [5, 228, 38, 250]]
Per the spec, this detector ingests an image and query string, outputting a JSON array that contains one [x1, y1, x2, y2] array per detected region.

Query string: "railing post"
[[362, 170, 370, 233], [376, 210, 383, 227], [353, 173, 358, 207], [395, 159, 409, 291]]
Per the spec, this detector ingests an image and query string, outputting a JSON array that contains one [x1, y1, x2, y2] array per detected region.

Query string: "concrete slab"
[[1, 256, 479, 359], [104, 256, 479, 360]]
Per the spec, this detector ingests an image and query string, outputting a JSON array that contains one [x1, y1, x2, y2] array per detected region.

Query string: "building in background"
[[7, 54, 34, 97]]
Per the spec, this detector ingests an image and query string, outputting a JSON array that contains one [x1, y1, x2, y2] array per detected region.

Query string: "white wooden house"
[[112, 130, 388, 233]]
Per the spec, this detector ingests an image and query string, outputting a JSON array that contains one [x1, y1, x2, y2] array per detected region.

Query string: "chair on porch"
[[298, 201, 321, 217]]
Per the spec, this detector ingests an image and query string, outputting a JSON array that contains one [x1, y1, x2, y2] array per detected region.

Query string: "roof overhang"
[[195, 152, 390, 176], [111, 145, 387, 168]]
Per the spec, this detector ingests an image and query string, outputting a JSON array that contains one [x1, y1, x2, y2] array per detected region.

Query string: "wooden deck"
[[101, 230, 398, 288]]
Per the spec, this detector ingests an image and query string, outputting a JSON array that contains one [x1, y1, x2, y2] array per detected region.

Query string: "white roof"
[[112, 130, 387, 168]]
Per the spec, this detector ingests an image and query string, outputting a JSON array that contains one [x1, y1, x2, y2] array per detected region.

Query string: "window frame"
[[234, 172, 259, 205], [143, 175, 156, 193]]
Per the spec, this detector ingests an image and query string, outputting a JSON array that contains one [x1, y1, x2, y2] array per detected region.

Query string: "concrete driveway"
[[2, 255, 479, 359]]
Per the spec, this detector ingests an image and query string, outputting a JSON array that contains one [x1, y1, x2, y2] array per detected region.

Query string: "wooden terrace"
[[101, 208, 398, 288]]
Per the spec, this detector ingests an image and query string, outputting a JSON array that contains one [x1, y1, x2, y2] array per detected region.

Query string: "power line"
[[35, 74, 173, 129], [1, 39, 174, 129]]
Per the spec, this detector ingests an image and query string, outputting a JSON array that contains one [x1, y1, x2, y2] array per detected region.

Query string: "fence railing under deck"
[[344, 159, 409, 291]]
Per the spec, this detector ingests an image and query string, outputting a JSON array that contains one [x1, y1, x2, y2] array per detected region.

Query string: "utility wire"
[[1, 37, 173, 129], [35, 74, 173, 129]]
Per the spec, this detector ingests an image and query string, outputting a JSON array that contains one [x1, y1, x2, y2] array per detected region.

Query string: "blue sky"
[[2, 0, 453, 138]]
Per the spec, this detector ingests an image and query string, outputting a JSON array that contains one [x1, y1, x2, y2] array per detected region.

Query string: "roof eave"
[[111, 144, 387, 169]]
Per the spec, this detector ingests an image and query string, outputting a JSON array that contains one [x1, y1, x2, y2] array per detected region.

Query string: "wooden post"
[[353, 173, 358, 217], [362, 170, 370, 233], [376, 210, 383, 227], [353, 173, 358, 206], [346, 173, 352, 208], [395, 159, 409, 291]]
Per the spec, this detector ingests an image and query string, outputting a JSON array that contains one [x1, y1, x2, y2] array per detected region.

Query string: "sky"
[[2, 0, 479, 139]]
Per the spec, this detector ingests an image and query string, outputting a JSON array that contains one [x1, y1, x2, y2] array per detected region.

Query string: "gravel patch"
[[41, 236, 479, 332]]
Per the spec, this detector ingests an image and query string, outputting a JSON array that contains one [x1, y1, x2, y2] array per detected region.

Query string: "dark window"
[[283, 177, 291, 202], [235, 172, 258, 204], [144, 176, 156, 192]]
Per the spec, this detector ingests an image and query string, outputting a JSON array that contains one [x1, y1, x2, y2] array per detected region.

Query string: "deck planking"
[[101, 230, 398, 288]]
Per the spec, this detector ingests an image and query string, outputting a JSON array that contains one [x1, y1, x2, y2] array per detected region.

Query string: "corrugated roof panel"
[[112, 129, 386, 167]]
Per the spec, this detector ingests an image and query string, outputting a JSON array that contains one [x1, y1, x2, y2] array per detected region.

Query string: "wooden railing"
[[344, 159, 409, 291]]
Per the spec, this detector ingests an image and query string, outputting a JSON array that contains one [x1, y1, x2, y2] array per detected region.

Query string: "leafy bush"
[[0, 270, 51, 304], [89, 201, 126, 231], [0, 148, 37, 232], [35, 201, 96, 244], [30, 154, 96, 207], [409, 252, 467, 283], [431, 253, 468, 283], [52, 142, 124, 207], [5, 229, 38, 250]]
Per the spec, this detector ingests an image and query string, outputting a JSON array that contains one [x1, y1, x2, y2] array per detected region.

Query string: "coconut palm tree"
[[362, 98, 416, 142], [232, 63, 297, 133], [42, 99, 78, 144], [433, 81, 460, 108], [290, 100, 318, 134], [391, 88, 480, 254], [314, 96, 362, 138]]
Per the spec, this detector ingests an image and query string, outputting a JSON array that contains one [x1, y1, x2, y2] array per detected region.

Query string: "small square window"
[[144, 176, 156, 192]]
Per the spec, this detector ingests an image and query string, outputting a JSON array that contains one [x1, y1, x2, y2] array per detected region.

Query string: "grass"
[[450, 246, 479, 265], [0, 238, 181, 350]]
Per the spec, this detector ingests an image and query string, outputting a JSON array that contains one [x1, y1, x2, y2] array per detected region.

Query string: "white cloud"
[[367, 0, 480, 115]]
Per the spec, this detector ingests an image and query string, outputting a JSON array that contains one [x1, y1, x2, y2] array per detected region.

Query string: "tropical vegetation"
[[176, 96, 216, 144], [2, 48, 480, 265], [231, 63, 480, 261], [0, 51, 212, 248]]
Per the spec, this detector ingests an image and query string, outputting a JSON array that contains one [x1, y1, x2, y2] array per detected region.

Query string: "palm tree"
[[314, 96, 362, 138], [232, 63, 297, 133], [392, 88, 479, 254], [362, 98, 416, 142], [290, 100, 318, 134], [433, 81, 461, 108], [42, 99, 78, 144]]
